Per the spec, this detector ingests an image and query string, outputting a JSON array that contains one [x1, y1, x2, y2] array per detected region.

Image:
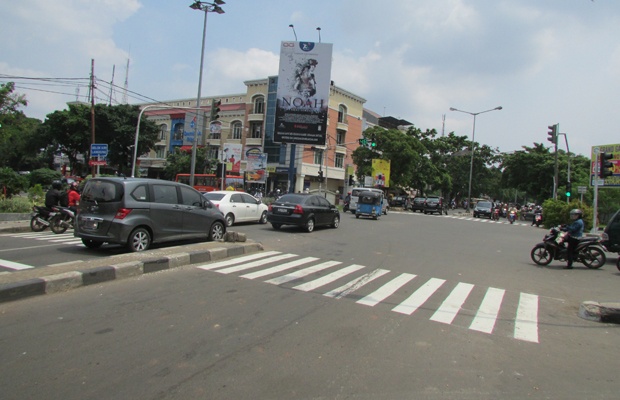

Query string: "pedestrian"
[[561, 209, 584, 269]]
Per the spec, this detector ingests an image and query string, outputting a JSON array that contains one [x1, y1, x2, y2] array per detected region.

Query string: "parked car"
[[74, 177, 226, 252], [267, 193, 340, 232], [389, 195, 409, 208], [423, 196, 446, 215], [203, 191, 268, 227], [410, 197, 426, 213], [473, 200, 493, 219]]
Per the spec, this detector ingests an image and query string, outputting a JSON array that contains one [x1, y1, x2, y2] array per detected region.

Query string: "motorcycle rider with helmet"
[[45, 180, 69, 209], [561, 208, 584, 269], [67, 181, 81, 213], [531, 205, 543, 226]]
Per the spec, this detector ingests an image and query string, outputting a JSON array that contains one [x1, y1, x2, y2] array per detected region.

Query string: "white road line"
[[514, 293, 539, 343], [216, 254, 297, 274], [430, 282, 475, 324], [292, 264, 366, 292], [392, 277, 446, 315], [324, 268, 390, 299], [357, 273, 416, 307], [470, 287, 506, 334], [240, 257, 319, 280], [196, 251, 281, 271], [0, 259, 35, 270], [264, 261, 341, 285]]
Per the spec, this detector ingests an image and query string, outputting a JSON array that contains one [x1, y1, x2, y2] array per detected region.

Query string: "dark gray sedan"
[[267, 193, 340, 232], [473, 201, 493, 218]]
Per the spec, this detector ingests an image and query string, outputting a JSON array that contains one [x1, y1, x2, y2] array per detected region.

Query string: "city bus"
[[175, 173, 244, 193]]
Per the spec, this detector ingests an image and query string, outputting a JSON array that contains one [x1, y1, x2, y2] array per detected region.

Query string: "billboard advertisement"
[[222, 143, 242, 173], [371, 159, 391, 188], [274, 41, 333, 145], [245, 147, 268, 183], [590, 144, 620, 187], [182, 111, 205, 147]]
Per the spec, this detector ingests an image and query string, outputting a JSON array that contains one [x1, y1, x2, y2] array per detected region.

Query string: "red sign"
[[89, 160, 107, 166]]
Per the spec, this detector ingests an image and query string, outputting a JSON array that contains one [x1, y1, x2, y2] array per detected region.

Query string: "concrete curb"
[[579, 301, 620, 324], [0, 242, 264, 303]]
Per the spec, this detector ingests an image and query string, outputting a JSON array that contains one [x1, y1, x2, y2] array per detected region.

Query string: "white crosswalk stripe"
[[390, 211, 531, 226], [197, 254, 541, 343], [5, 231, 83, 245]]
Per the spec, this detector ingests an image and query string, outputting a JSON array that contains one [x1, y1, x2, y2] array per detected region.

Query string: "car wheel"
[[258, 211, 268, 224], [331, 215, 340, 228], [209, 221, 225, 241], [225, 213, 235, 227], [271, 223, 282, 230], [127, 227, 151, 252], [305, 218, 315, 232], [424, 210, 428, 215], [82, 239, 103, 249]]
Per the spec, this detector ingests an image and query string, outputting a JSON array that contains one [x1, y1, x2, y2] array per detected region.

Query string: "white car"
[[203, 191, 268, 227]]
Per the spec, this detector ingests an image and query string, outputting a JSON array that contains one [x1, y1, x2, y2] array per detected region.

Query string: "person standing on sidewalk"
[[561, 208, 584, 269]]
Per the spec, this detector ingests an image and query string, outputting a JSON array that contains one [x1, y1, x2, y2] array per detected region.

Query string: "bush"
[[0, 167, 28, 197], [542, 199, 592, 231], [28, 184, 45, 205], [28, 168, 62, 188], [0, 196, 35, 213]]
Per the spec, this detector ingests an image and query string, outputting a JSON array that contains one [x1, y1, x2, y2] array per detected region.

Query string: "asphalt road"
[[1, 211, 619, 399]]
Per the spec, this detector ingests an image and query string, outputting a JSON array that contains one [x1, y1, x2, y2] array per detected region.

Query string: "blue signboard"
[[91, 143, 108, 157]]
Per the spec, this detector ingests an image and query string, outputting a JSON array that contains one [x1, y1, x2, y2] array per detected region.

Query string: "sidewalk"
[[0, 215, 263, 303]]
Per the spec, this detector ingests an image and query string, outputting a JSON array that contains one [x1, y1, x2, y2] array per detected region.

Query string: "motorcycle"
[[343, 200, 350, 213], [49, 206, 75, 234], [508, 210, 517, 224], [533, 213, 543, 227], [530, 226, 607, 269], [491, 208, 500, 221], [30, 206, 56, 232]]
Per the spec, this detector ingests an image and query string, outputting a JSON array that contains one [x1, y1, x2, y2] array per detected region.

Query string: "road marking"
[[216, 253, 297, 274], [324, 268, 390, 299], [430, 282, 475, 324], [0, 259, 34, 270], [196, 251, 281, 271], [240, 257, 319, 280], [514, 293, 539, 343], [357, 273, 416, 307], [470, 287, 506, 334], [392, 277, 446, 315], [264, 261, 341, 285], [292, 264, 366, 292]]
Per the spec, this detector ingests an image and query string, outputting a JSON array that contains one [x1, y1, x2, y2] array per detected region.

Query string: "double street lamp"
[[449, 106, 502, 211], [189, 1, 225, 187]]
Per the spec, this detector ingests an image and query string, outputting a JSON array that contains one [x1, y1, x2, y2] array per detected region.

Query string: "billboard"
[[591, 144, 620, 187], [182, 111, 205, 147], [274, 41, 333, 145], [371, 159, 391, 188], [222, 143, 242, 173], [245, 147, 268, 183]]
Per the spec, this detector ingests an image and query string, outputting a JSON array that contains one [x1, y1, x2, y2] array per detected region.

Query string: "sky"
[[1, 0, 619, 158]]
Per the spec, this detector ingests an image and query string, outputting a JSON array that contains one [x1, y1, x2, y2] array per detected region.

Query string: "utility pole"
[[90, 59, 96, 177]]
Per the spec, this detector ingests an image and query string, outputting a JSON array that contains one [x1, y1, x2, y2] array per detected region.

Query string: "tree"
[[163, 147, 214, 181]]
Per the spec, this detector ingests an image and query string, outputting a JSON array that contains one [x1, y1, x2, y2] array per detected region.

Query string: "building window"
[[210, 123, 221, 140], [159, 124, 167, 141], [232, 122, 242, 140], [207, 146, 218, 160], [156, 147, 166, 159], [335, 153, 344, 169], [313, 150, 323, 165], [336, 130, 345, 145], [338, 105, 348, 124], [172, 122, 183, 141], [253, 96, 265, 114], [250, 122, 262, 138]]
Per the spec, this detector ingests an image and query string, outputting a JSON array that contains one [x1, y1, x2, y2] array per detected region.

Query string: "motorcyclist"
[[67, 181, 81, 212], [531, 206, 542, 226], [45, 180, 69, 209], [560, 208, 584, 269]]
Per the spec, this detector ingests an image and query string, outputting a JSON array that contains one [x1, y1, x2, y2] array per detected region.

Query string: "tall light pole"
[[449, 106, 502, 212], [189, 0, 225, 187]]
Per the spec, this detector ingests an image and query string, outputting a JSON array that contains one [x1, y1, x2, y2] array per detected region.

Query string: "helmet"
[[70, 181, 79, 189], [52, 180, 62, 190], [570, 208, 583, 219]]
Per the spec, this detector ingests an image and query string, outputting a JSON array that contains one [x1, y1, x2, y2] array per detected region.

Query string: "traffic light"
[[317, 170, 324, 182], [348, 174, 354, 186], [370, 140, 376, 147], [210, 99, 221, 122], [547, 124, 557, 144], [358, 138, 367, 145], [599, 152, 614, 178], [565, 182, 571, 198]]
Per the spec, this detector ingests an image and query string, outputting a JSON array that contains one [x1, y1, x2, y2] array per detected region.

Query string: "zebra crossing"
[[196, 252, 540, 343], [2, 230, 83, 246], [391, 211, 532, 226]]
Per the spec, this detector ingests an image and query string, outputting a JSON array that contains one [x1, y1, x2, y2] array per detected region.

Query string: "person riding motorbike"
[[531, 206, 543, 226], [560, 208, 584, 269], [45, 180, 69, 209], [67, 181, 81, 213]]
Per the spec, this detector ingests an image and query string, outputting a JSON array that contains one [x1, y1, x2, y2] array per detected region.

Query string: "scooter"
[[508, 210, 517, 224], [343, 200, 350, 213], [30, 206, 56, 232], [49, 206, 75, 234], [530, 226, 607, 269], [491, 208, 500, 221], [533, 213, 543, 227]]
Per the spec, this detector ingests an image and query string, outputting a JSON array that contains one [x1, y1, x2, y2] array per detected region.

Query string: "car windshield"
[[204, 193, 225, 201], [477, 201, 492, 207], [426, 198, 439, 203]]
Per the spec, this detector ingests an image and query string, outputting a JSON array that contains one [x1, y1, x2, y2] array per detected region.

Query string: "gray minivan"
[[74, 177, 226, 252]]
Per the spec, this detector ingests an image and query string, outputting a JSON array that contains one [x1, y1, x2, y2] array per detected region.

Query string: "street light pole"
[[189, 1, 225, 187], [449, 106, 502, 212]]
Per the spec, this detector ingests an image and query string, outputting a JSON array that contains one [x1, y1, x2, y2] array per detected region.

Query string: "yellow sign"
[[371, 159, 391, 188], [591, 144, 620, 187]]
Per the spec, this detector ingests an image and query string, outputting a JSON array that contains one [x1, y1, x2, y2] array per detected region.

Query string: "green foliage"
[[0, 196, 34, 213], [28, 184, 45, 204], [163, 147, 213, 180], [542, 199, 592, 231], [28, 168, 62, 188], [0, 167, 28, 197]]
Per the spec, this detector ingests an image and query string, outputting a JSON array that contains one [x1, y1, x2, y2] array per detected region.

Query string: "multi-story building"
[[138, 76, 367, 203]]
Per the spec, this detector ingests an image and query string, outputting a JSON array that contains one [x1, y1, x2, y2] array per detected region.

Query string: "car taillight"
[[114, 208, 132, 219], [293, 205, 303, 214]]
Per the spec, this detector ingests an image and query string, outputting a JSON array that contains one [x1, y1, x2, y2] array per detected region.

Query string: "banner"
[[222, 143, 242, 173], [274, 41, 333, 145], [371, 159, 391, 188], [245, 147, 268, 183], [182, 110, 204, 146]]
